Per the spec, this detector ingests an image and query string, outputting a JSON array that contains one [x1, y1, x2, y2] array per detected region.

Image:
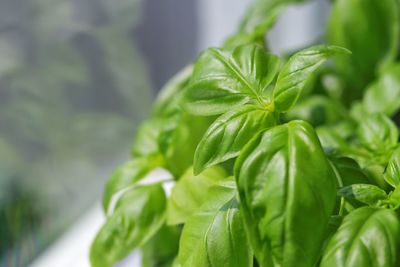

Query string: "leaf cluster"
[[91, 0, 400, 266]]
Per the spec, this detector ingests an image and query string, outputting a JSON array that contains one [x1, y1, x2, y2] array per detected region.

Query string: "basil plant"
[[91, 0, 400, 266]]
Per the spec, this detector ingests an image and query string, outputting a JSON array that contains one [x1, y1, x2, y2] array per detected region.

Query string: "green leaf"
[[339, 184, 388, 207], [91, 185, 166, 267], [224, 3, 284, 48], [183, 44, 280, 116], [273, 45, 350, 112], [152, 65, 193, 117], [235, 120, 337, 267], [321, 207, 400, 267], [329, 157, 371, 187], [194, 105, 276, 175], [102, 156, 163, 213], [238, 0, 307, 34], [389, 186, 400, 209], [357, 113, 398, 154], [158, 112, 213, 177], [363, 64, 400, 116], [131, 118, 164, 157], [385, 147, 400, 187], [141, 225, 181, 267], [177, 178, 252, 267], [167, 166, 227, 225], [327, 0, 399, 91], [284, 95, 346, 126]]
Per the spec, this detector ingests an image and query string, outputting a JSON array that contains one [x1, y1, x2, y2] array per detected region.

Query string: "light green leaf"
[[131, 118, 164, 157], [285, 95, 346, 126], [167, 166, 227, 225], [235, 120, 337, 267], [183, 44, 280, 115], [385, 147, 400, 187], [363, 64, 400, 116], [224, 4, 284, 48], [102, 156, 162, 213], [194, 105, 276, 175], [273, 45, 350, 112], [178, 178, 252, 267], [238, 0, 307, 34], [152, 65, 193, 117], [91, 185, 166, 267], [357, 113, 398, 154], [339, 184, 388, 207], [158, 112, 213, 177], [321, 207, 400, 267], [141, 225, 181, 267], [389, 186, 400, 209]]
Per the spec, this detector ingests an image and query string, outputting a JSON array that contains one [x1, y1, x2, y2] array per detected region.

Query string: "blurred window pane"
[[0, 0, 155, 265]]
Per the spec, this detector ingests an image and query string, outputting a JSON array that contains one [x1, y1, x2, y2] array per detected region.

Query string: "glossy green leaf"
[[183, 44, 280, 116], [321, 207, 400, 267], [91, 185, 166, 267], [339, 184, 388, 207], [193, 105, 276, 175], [273, 45, 350, 112], [357, 113, 398, 154], [167, 166, 227, 225], [384, 147, 400, 187], [102, 156, 163, 213], [329, 157, 371, 187], [178, 179, 252, 267], [141, 225, 181, 267], [235, 120, 337, 267], [327, 0, 399, 91], [363, 64, 400, 116]]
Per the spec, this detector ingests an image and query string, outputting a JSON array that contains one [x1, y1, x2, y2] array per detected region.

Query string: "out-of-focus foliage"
[[0, 0, 152, 265]]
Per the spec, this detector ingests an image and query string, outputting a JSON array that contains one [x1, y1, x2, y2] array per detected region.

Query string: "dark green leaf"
[[385, 147, 400, 187], [339, 184, 388, 207], [177, 178, 252, 267], [321, 207, 400, 267], [91, 185, 166, 267], [194, 105, 276, 175], [329, 157, 371, 186], [273, 45, 350, 112], [357, 113, 398, 154], [183, 44, 280, 116], [103, 156, 163, 213], [327, 0, 399, 91], [235, 120, 337, 267], [167, 166, 227, 225]]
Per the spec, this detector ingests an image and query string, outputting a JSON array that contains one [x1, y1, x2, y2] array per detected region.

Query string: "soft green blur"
[[0, 0, 152, 266]]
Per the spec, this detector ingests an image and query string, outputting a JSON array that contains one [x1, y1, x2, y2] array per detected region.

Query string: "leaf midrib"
[[209, 48, 264, 104]]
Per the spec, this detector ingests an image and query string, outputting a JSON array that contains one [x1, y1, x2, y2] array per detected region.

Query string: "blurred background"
[[0, 0, 329, 266]]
